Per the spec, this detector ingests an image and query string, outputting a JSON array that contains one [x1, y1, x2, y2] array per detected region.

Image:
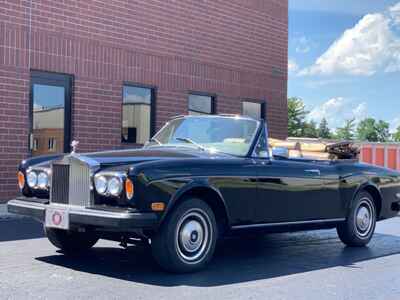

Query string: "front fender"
[[350, 179, 387, 219], [352, 180, 382, 204], [158, 178, 230, 225]]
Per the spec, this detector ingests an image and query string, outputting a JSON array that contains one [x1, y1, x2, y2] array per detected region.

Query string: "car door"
[[254, 158, 330, 223], [251, 128, 341, 224]]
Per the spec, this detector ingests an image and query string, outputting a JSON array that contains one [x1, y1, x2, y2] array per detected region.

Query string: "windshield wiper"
[[175, 137, 208, 151]]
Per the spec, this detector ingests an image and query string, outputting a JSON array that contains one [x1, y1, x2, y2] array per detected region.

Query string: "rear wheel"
[[45, 227, 99, 253], [151, 198, 218, 273], [337, 191, 376, 247]]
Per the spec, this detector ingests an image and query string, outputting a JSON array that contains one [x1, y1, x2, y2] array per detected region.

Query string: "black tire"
[[337, 191, 377, 247], [45, 227, 99, 254], [151, 198, 218, 273]]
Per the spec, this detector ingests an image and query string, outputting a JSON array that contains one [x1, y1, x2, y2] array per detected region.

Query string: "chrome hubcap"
[[176, 210, 211, 263], [355, 199, 374, 237], [356, 207, 370, 231], [180, 220, 204, 253]]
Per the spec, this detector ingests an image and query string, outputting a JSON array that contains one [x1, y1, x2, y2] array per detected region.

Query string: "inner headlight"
[[94, 173, 125, 197], [94, 175, 108, 195], [108, 177, 123, 196], [37, 172, 49, 189], [27, 171, 37, 188]]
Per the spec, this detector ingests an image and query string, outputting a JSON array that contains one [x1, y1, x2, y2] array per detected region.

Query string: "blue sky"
[[288, 0, 400, 132]]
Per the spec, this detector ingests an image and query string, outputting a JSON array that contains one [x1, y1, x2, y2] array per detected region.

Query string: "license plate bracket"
[[45, 207, 70, 230]]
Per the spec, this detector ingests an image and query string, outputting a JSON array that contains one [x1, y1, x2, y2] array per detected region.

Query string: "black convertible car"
[[8, 115, 400, 273]]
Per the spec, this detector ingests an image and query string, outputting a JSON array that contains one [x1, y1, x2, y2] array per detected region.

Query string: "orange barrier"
[[358, 143, 400, 171]]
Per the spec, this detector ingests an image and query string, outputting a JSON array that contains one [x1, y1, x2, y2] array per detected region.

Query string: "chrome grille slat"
[[51, 164, 69, 204], [50, 157, 92, 207], [68, 160, 91, 207]]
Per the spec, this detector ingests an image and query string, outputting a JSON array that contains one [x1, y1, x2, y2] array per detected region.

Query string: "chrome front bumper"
[[7, 198, 158, 230]]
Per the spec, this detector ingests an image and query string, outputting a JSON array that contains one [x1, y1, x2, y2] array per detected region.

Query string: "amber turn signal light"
[[125, 178, 134, 199], [17, 171, 25, 190], [151, 202, 165, 212]]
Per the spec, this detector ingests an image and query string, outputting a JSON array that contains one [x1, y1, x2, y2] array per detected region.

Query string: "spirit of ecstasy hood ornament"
[[71, 140, 79, 154]]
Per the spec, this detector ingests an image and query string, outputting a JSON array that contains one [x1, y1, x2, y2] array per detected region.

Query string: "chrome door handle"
[[305, 169, 321, 176]]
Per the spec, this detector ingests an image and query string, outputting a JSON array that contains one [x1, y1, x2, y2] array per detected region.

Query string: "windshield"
[[147, 116, 259, 156]]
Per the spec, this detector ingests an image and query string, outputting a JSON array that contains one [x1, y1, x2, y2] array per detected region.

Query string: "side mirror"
[[258, 150, 269, 158], [272, 147, 289, 159]]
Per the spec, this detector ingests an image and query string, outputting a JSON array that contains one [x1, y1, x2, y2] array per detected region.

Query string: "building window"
[[30, 71, 73, 156], [122, 85, 154, 144], [242, 100, 265, 120], [188, 94, 215, 115], [33, 139, 39, 151], [48, 138, 56, 151]]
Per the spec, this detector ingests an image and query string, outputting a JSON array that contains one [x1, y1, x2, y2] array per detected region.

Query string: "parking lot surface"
[[1, 215, 400, 300]]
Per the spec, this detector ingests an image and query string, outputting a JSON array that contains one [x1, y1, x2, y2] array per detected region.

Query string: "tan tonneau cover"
[[269, 138, 359, 160]]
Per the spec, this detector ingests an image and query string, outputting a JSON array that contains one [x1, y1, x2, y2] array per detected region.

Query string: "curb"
[[0, 204, 18, 220]]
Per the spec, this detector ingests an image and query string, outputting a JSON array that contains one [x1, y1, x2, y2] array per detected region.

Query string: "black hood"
[[22, 146, 231, 170], [83, 146, 228, 166]]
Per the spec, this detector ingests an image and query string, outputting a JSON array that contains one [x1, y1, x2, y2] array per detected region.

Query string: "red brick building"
[[0, 0, 288, 202]]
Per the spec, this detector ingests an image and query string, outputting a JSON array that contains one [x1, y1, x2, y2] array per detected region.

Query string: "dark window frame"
[[48, 137, 56, 151], [121, 82, 157, 144], [241, 99, 266, 120], [188, 91, 217, 115], [29, 70, 74, 155]]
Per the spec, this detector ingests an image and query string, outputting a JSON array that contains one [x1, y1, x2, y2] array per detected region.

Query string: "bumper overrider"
[[7, 197, 158, 230]]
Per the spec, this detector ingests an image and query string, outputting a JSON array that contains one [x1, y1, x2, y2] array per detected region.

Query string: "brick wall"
[[0, 0, 288, 202]]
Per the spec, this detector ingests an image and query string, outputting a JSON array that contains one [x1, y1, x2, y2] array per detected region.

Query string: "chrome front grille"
[[50, 158, 92, 207]]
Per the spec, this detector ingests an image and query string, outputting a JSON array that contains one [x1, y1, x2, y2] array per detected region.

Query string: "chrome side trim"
[[304, 169, 321, 176], [147, 174, 325, 185], [231, 218, 345, 230]]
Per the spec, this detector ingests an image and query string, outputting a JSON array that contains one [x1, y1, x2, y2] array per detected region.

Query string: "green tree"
[[288, 97, 308, 137], [393, 126, 400, 142], [357, 118, 390, 142], [357, 118, 378, 141], [317, 118, 331, 139], [336, 118, 356, 140], [303, 120, 318, 138], [375, 120, 390, 142]]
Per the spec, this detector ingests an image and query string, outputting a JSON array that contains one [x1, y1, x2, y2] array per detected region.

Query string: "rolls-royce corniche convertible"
[[8, 115, 400, 273]]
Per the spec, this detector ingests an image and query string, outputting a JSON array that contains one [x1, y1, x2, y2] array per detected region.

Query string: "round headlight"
[[37, 172, 49, 189], [27, 171, 37, 188], [95, 175, 108, 195], [108, 176, 123, 196]]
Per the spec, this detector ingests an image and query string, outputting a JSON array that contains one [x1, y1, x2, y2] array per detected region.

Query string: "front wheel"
[[45, 227, 99, 254], [151, 198, 218, 273], [337, 191, 377, 247]]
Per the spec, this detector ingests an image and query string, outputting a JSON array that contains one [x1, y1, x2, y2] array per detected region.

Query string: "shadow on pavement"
[[0, 218, 44, 242], [36, 229, 400, 287]]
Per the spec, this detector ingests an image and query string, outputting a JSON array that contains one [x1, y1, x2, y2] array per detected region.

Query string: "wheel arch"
[[160, 182, 231, 234]]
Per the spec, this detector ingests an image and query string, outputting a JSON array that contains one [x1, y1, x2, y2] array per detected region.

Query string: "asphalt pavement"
[[1, 213, 400, 300]]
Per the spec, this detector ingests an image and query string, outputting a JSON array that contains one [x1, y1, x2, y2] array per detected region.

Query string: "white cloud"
[[288, 58, 299, 73], [295, 36, 312, 53], [303, 78, 352, 89], [390, 2, 400, 24], [390, 117, 400, 133], [300, 2, 400, 76], [352, 102, 368, 121], [308, 97, 368, 129]]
